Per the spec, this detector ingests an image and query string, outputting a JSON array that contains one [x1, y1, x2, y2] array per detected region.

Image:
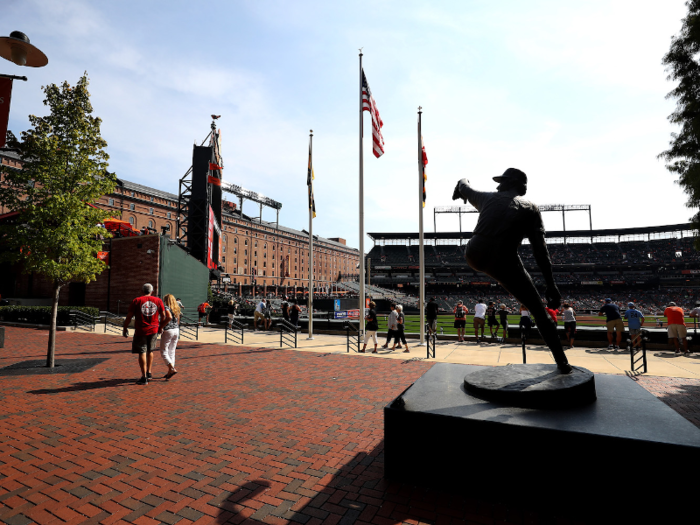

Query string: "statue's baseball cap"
[[493, 168, 527, 185], [605, 298, 612, 303], [669, 302, 676, 306], [628, 302, 635, 307]]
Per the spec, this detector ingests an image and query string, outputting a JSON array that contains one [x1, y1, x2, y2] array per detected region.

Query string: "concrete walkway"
[[187, 326, 700, 379]]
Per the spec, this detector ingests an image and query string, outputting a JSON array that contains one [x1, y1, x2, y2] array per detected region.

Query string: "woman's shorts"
[[565, 321, 577, 334], [454, 319, 466, 329]]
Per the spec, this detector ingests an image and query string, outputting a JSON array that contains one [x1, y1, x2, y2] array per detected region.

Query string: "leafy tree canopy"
[[660, 0, 700, 246], [0, 73, 116, 285]]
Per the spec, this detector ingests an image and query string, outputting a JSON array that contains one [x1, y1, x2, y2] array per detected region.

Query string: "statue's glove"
[[452, 178, 470, 203], [545, 285, 561, 310]]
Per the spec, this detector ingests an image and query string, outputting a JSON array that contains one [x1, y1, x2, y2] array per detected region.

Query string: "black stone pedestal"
[[385, 363, 699, 522]]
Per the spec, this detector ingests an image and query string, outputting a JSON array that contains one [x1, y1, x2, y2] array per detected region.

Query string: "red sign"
[[347, 309, 360, 319], [207, 206, 216, 269], [97, 251, 109, 263], [0, 78, 13, 149]]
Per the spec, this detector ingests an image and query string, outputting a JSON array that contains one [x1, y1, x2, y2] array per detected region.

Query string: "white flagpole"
[[418, 108, 426, 346], [308, 130, 314, 340], [359, 51, 366, 334]]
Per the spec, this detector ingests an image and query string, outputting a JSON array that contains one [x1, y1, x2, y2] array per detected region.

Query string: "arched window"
[[148, 220, 154, 229], [129, 217, 135, 226]]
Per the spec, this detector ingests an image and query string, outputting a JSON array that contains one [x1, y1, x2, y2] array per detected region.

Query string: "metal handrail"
[[278, 319, 298, 348], [425, 323, 436, 359], [345, 320, 361, 353], [100, 310, 123, 334], [225, 319, 245, 344], [179, 314, 199, 341], [629, 329, 648, 374]]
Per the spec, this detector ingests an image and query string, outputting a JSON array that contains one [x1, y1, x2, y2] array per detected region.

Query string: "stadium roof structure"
[[368, 223, 696, 242]]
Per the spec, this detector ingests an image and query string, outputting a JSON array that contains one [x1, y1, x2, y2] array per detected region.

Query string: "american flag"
[[361, 70, 385, 158]]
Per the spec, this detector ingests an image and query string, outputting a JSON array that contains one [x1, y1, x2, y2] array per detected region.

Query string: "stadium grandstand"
[[365, 223, 700, 315]]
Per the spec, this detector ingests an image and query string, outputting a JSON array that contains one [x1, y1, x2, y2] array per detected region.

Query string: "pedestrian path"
[[191, 327, 700, 378]]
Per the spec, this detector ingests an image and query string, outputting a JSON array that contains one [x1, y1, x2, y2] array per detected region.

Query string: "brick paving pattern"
[[0, 326, 698, 525]]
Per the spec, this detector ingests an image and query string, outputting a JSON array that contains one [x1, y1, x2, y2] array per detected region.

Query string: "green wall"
[[158, 236, 209, 319]]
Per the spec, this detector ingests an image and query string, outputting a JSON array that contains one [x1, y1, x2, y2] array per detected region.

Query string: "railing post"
[[225, 325, 228, 343], [196, 322, 199, 341]]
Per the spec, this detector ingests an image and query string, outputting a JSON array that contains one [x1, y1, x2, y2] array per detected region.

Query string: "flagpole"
[[359, 50, 366, 335], [418, 107, 426, 346], [308, 130, 314, 340]]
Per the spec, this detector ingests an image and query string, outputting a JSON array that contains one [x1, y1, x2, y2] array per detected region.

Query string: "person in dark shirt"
[[361, 301, 379, 353], [598, 298, 623, 350], [426, 297, 439, 338], [486, 301, 499, 340]]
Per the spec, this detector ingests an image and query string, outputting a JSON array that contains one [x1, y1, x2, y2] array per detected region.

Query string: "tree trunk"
[[46, 282, 62, 368]]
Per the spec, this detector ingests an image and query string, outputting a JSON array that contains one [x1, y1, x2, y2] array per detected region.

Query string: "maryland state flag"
[[421, 136, 428, 208], [307, 137, 316, 218]]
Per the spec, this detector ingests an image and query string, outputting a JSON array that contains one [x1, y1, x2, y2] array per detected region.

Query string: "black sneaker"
[[136, 376, 148, 385], [146, 372, 152, 380]]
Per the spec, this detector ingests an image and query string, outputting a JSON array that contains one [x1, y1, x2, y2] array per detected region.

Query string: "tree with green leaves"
[[0, 74, 116, 367], [660, 0, 700, 246]]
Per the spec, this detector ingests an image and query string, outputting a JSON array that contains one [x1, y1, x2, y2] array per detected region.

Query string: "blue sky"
[[2, 0, 692, 249]]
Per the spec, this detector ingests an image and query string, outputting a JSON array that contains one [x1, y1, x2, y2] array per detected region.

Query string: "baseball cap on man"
[[493, 167, 527, 185]]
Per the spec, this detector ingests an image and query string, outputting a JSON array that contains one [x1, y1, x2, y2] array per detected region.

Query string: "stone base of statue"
[[384, 363, 699, 522]]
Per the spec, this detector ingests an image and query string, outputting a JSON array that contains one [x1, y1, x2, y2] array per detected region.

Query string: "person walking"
[[382, 304, 399, 349], [123, 283, 168, 385], [395, 305, 409, 352], [498, 304, 510, 342], [160, 294, 181, 380], [664, 301, 689, 354], [361, 301, 379, 353], [473, 299, 486, 342], [623, 302, 645, 350], [562, 303, 576, 349], [453, 300, 468, 342], [426, 297, 439, 339], [599, 298, 624, 350]]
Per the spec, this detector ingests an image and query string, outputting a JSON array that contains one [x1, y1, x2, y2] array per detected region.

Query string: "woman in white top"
[[519, 304, 533, 342], [562, 303, 576, 349], [160, 294, 181, 380]]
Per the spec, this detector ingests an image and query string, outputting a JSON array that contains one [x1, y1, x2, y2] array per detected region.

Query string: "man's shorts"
[[131, 334, 158, 354], [474, 317, 485, 328], [668, 324, 687, 339], [427, 318, 437, 332], [488, 317, 499, 327], [606, 319, 624, 333], [564, 321, 577, 334], [629, 328, 641, 338], [254, 311, 264, 321], [454, 319, 466, 329]]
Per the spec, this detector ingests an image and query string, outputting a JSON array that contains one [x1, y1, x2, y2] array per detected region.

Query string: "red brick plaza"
[[1, 327, 699, 525]]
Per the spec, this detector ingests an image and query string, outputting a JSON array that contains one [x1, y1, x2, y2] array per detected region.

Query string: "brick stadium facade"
[[0, 150, 360, 304]]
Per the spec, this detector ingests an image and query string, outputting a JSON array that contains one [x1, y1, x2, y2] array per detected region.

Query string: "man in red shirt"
[[664, 302, 688, 354], [123, 283, 169, 384]]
